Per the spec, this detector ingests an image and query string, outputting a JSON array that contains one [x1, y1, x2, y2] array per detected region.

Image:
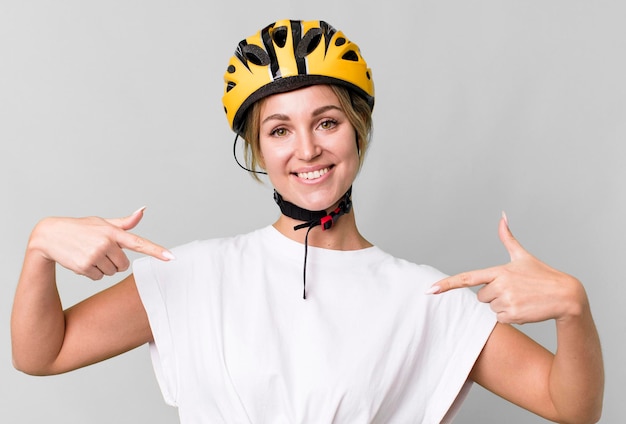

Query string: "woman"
[[11, 19, 603, 423]]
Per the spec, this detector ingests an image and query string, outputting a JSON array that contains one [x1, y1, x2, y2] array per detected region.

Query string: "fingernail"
[[425, 285, 441, 295], [501, 210, 509, 227], [163, 250, 176, 261], [133, 206, 147, 215]]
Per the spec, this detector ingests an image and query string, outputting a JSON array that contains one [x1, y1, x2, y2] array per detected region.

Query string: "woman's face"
[[258, 85, 360, 212]]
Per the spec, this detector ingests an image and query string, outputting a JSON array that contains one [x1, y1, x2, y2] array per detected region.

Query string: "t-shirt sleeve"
[[133, 242, 200, 407], [417, 265, 497, 423], [434, 287, 496, 423]]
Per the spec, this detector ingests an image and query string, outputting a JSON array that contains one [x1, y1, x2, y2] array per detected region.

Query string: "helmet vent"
[[296, 28, 322, 58], [242, 44, 270, 66], [342, 50, 359, 62], [271, 26, 288, 48], [226, 81, 236, 93], [335, 37, 346, 47]]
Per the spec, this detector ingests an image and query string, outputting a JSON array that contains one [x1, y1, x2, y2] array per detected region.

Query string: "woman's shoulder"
[[169, 226, 274, 256], [132, 227, 275, 291], [369, 247, 449, 282]]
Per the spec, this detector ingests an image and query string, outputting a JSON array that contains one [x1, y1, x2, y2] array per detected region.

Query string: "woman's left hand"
[[429, 213, 588, 325]]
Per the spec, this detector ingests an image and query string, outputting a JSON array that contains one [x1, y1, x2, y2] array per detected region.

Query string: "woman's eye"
[[270, 127, 287, 137], [319, 119, 337, 130]]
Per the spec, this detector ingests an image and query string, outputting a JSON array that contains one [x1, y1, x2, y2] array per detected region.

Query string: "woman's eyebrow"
[[261, 113, 289, 125], [261, 105, 342, 125], [312, 104, 342, 117]]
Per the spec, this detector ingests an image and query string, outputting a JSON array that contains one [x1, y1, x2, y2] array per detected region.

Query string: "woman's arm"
[[11, 209, 173, 375], [471, 317, 603, 423], [430, 215, 604, 423]]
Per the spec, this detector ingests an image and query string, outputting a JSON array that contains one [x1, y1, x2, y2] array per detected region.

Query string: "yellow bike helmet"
[[222, 19, 375, 135]]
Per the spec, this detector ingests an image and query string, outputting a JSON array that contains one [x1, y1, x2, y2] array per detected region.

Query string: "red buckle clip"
[[320, 215, 333, 230]]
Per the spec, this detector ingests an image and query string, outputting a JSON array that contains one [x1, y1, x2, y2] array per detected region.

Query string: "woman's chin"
[[296, 193, 345, 212]]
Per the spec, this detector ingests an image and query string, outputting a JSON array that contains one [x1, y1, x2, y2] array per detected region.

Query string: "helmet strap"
[[273, 187, 353, 299], [232, 133, 268, 175], [273, 187, 353, 231]]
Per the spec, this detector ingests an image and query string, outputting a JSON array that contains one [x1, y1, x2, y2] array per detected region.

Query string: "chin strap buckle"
[[320, 201, 351, 231], [320, 214, 334, 230]]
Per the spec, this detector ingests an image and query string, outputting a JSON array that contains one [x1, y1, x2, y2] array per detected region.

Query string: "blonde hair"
[[240, 85, 373, 181]]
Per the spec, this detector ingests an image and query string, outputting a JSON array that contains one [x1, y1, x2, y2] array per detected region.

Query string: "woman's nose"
[[295, 132, 321, 161]]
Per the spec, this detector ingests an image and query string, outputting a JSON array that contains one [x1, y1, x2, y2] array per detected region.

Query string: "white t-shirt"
[[134, 225, 496, 424]]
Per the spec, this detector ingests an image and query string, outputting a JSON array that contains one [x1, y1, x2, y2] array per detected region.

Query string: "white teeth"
[[297, 167, 329, 180]]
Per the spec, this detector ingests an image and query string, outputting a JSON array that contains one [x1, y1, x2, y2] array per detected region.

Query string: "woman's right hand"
[[28, 207, 175, 280], [12, 207, 171, 375]]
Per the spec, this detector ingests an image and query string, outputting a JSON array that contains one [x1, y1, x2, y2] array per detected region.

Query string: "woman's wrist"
[[555, 275, 590, 323], [27, 218, 58, 261]]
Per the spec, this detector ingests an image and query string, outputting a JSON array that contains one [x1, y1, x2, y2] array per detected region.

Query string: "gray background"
[[1, 1, 624, 422]]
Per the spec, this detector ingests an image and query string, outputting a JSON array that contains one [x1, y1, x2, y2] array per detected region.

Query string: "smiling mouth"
[[296, 167, 331, 180]]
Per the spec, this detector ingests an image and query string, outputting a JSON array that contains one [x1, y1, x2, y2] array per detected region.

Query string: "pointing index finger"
[[116, 230, 175, 261], [426, 267, 497, 295]]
